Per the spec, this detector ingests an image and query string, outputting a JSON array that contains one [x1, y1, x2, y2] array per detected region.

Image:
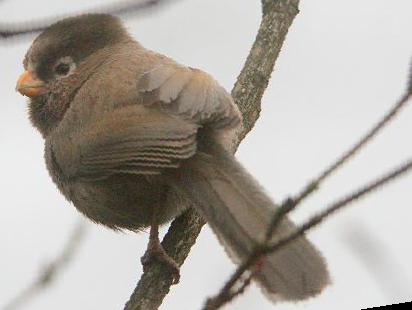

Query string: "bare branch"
[[206, 273, 255, 310], [204, 63, 412, 307], [124, 1, 301, 309], [204, 249, 263, 310], [204, 61, 412, 308], [266, 73, 412, 237], [0, 0, 182, 40], [2, 221, 87, 310], [206, 150, 412, 310], [266, 156, 412, 255], [232, 0, 299, 143], [204, 54, 412, 310]]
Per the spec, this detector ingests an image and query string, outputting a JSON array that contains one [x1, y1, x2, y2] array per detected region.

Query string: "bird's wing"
[[137, 64, 241, 130], [50, 105, 198, 180], [49, 61, 240, 180]]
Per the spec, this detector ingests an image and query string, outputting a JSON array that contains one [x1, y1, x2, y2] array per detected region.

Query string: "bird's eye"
[[55, 63, 71, 76], [53, 56, 76, 78]]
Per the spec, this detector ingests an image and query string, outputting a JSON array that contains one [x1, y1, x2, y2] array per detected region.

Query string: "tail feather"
[[172, 144, 329, 301]]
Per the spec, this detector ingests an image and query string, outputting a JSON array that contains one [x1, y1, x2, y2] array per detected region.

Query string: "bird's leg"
[[140, 193, 180, 284]]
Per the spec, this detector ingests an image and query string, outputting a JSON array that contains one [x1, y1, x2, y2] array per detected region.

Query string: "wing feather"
[[52, 105, 199, 180]]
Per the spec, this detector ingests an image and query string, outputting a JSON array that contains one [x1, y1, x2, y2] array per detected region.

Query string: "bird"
[[16, 13, 329, 301]]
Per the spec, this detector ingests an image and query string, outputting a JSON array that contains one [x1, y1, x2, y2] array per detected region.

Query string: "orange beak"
[[16, 70, 47, 97]]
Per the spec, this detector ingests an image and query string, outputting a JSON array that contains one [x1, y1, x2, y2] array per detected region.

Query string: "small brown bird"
[[16, 14, 329, 301]]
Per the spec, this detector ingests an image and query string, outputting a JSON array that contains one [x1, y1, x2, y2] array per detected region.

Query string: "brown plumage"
[[16, 14, 329, 301]]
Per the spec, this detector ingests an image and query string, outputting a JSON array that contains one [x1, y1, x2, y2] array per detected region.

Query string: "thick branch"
[[233, 0, 299, 143], [124, 1, 301, 309]]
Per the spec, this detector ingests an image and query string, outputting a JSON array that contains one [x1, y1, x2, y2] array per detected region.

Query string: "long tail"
[[172, 143, 329, 301]]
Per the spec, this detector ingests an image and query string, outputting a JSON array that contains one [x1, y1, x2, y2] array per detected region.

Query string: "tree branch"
[[265, 156, 412, 255], [205, 152, 412, 310], [203, 60, 412, 310], [233, 0, 299, 143], [0, 0, 183, 39], [265, 66, 412, 241], [124, 0, 301, 309], [2, 221, 87, 310]]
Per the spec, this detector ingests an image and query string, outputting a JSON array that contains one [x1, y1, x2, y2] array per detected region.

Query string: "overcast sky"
[[1, 1, 412, 309]]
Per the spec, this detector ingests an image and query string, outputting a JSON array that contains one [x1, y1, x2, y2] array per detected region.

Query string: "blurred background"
[[1, 0, 412, 309]]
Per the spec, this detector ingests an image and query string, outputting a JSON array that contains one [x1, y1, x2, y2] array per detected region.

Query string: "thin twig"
[[267, 73, 412, 237], [205, 155, 412, 310], [205, 273, 254, 310], [266, 157, 412, 255], [124, 1, 301, 309], [2, 221, 87, 310], [203, 249, 263, 310], [0, 0, 183, 39]]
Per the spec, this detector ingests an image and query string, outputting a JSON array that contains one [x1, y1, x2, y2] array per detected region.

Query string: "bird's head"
[[16, 13, 131, 137]]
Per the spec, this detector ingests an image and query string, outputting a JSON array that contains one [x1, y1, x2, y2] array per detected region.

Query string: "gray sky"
[[1, 0, 412, 309]]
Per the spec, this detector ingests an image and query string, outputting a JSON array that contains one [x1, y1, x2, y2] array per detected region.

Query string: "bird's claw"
[[141, 244, 180, 284]]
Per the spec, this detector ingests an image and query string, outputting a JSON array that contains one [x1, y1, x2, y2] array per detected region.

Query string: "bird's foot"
[[141, 241, 180, 284]]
